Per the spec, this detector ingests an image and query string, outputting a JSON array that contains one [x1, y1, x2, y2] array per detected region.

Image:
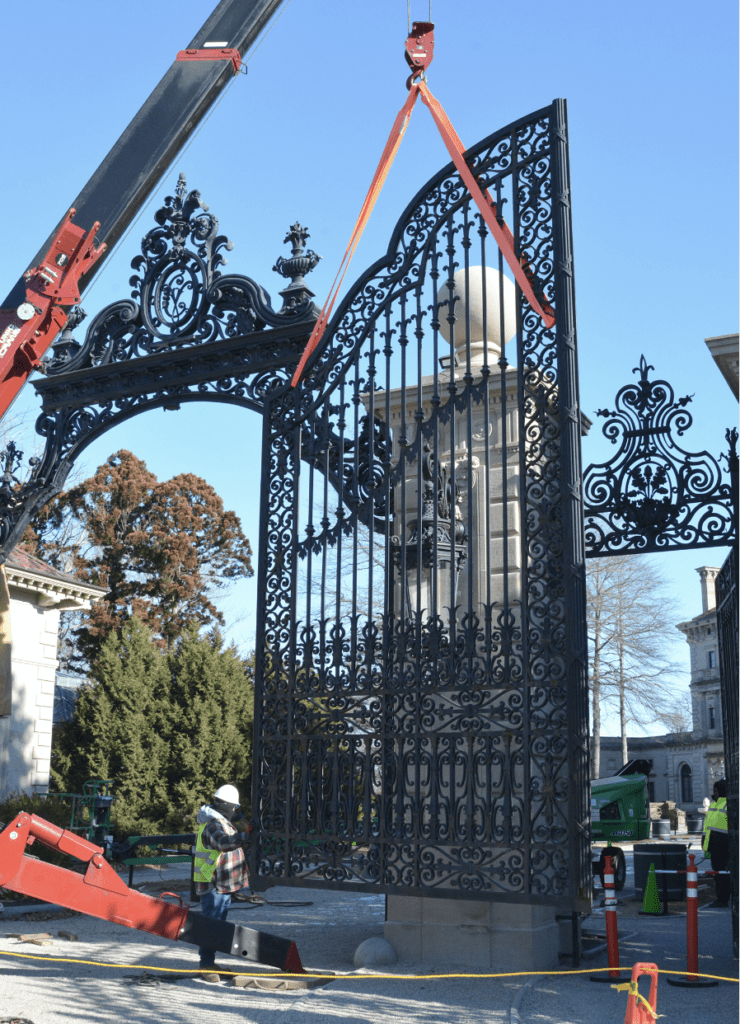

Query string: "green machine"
[[590, 759, 652, 890]]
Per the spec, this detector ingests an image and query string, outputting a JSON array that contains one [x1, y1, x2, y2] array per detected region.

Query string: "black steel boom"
[[2, 0, 284, 310]]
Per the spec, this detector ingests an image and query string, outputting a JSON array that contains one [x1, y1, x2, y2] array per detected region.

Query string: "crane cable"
[[408, 2, 432, 32], [291, 22, 555, 388]]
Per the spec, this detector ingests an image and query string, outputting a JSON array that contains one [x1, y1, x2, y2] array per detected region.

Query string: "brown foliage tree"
[[26, 450, 253, 667]]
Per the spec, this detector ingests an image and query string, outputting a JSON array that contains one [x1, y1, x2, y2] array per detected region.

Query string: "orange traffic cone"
[[611, 962, 661, 1022]]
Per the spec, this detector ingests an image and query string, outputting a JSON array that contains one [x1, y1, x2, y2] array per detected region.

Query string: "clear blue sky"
[[1, 1, 737, 732]]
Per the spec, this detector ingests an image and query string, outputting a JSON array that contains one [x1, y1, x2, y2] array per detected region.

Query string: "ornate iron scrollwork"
[[131, 170, 235, 344], [42, 174, 320, 376], [584, 356, 737, 556], [0, 177, 321, 559], [404, 442, 467, 570]]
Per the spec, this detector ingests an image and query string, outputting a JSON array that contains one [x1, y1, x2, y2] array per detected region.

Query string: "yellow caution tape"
[[0, 950, 737, 984]]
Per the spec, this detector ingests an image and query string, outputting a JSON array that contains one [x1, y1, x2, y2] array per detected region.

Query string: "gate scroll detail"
[[584, 356, 737, 557], [251, 100, 591, 909]]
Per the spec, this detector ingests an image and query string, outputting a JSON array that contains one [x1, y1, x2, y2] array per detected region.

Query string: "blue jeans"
[[198, 889, 232, 967]]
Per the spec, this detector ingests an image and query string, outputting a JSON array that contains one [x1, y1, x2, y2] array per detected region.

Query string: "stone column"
[[376, 267, 562, 970]]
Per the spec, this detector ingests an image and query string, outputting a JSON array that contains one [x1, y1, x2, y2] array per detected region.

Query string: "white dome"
[[438, 266, 516, 368]]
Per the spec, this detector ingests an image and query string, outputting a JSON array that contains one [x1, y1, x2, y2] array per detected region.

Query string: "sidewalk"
[[0, 875, 519, 1024]]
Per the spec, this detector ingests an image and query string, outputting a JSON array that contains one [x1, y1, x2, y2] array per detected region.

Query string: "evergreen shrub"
[[50, 617, 254, 839]]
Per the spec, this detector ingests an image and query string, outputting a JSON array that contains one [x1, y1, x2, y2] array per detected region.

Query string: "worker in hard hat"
[[702, 779, 729, 908], [194, 784, 251, 978]]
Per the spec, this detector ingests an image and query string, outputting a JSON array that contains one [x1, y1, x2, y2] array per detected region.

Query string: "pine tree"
[[51, 617, 171, 834], [164, 627, 255, 829], [51, 618, 256, 836]]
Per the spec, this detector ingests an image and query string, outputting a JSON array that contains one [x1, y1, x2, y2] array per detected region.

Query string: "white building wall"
[[0, 556, 105, 803], [0, 590, 61, 798]]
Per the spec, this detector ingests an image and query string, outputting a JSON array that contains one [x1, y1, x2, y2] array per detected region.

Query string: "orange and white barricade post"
[[611, 962, 660, 1024], [666, 852, 719, 988], [590, 853, 625, 982]]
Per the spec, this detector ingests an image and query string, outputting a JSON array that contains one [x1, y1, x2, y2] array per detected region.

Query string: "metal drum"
[[634, 842, 687, 901]]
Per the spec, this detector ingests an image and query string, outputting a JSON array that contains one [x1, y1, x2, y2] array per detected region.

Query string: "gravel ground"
[[0, 858, 736, 1024], [0, 880, 518, 1024]]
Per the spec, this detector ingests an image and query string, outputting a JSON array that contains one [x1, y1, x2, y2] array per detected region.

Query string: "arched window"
[[680, 764, 693, 804]]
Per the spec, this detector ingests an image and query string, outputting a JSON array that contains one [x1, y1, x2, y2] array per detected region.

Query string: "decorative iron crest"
[[42, 174, 320, 375], [584, 356, 738, 556]]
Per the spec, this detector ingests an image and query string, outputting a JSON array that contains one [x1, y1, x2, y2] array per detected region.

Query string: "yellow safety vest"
[[193, 822, 221, 883], [702, 797, 728, 853]]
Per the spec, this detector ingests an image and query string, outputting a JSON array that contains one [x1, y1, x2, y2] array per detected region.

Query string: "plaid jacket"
[[194, 809, 249, 895]]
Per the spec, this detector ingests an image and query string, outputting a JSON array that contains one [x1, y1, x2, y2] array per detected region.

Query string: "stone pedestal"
[[384, 894, 561, 970]]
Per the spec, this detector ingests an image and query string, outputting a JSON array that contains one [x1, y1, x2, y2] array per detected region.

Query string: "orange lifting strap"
[[292, 22, 556, 387]]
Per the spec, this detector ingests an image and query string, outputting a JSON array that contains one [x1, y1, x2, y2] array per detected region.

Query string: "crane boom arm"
[[0, 0, 285, 421]]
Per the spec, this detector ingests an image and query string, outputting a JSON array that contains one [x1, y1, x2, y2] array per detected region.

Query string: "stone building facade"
[[597, 565, 725, 809], [0, 548, 105, 801]]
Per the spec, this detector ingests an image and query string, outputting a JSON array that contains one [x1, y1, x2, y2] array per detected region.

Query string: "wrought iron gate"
[[717, 548, 738, 953], [250, 100, 591, 908]]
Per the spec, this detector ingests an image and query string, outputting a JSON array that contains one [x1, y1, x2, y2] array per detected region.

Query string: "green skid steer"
[[590, 758, 652, 891]]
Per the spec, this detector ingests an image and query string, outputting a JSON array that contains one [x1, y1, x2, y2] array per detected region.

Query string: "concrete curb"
[[509, 974, 544, 1024]]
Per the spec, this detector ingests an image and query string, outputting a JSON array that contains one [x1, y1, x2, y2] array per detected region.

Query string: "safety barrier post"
[[611, 962, 659, 1024], [666, 853, 719, 988], [590, 854, 624, 982]]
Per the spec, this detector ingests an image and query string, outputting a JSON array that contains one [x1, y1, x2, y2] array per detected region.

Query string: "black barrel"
[[634, 842, 687, 901], [651, 819, 671, 838]]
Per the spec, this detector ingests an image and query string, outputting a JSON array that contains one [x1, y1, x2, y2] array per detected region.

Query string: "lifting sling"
[[292, 22, 555, 386]]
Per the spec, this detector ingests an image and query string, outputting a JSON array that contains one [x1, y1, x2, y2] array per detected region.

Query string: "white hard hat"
[[214, 784, 240, 805]]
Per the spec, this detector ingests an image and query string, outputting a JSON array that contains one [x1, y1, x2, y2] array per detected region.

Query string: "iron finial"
[[273, 223, 321, 315]]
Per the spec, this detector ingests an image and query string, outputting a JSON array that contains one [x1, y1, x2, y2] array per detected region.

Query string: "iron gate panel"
[[717, 548, 738, 951], [251, 100, 591, 909]]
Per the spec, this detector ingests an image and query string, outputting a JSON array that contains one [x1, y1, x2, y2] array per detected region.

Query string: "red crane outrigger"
[[0, 811, 303, 972]]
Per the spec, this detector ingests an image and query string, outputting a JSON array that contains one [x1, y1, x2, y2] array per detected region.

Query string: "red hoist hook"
[[291, 24, 555, 387], [404, 21, 434, 88]]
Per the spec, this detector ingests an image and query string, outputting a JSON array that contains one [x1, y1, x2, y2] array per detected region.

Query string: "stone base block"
[[384, 895, 561, 971]]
